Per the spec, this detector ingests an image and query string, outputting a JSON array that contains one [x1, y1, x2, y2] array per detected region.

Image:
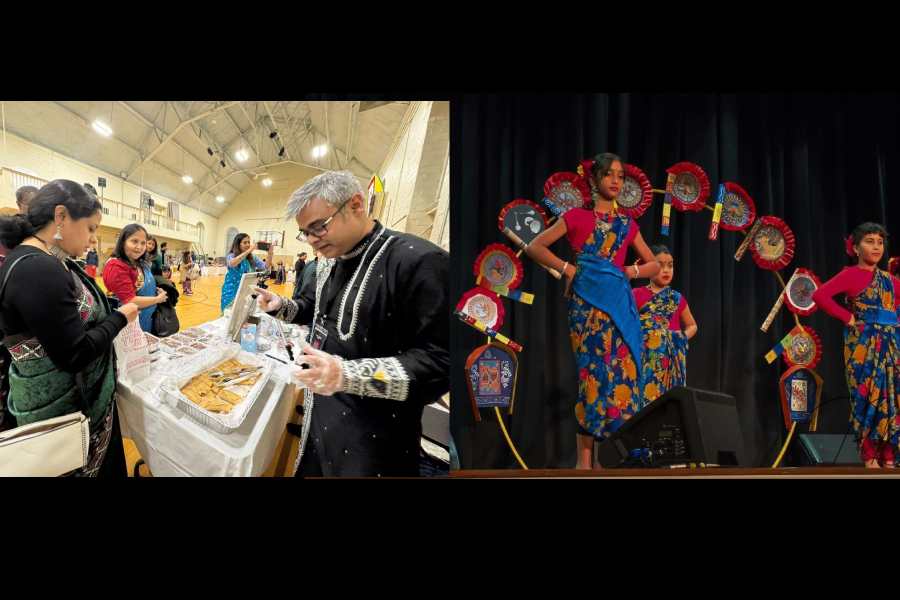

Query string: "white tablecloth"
[[116, 322, 299, 476], [201, 266, 226, 277]]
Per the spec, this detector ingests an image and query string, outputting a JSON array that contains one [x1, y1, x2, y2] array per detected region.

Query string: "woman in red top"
[[812, 222, 900, 468], [527, 153, 659, 469], [102, 224, 167, 333]]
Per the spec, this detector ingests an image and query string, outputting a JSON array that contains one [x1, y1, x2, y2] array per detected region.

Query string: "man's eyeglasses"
[[296, 196, 352, 242]]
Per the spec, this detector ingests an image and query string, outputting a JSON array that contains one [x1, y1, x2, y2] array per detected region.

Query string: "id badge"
[[311, 321, 329, 350]]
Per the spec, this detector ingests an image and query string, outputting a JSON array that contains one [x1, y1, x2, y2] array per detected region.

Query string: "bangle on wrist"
[[561, 261, 569, 275], [632, 264, 639, 277]]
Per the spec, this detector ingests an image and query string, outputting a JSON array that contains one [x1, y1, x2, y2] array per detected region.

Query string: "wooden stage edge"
[[452, 467, 900, 478]]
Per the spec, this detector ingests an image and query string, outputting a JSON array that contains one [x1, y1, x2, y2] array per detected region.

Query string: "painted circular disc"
[[783, 325, 823, 369], [543, 172, 591, 216], [667, 162, 711, 212], [719, 182, 757, 232], [783, 268, 822, 316], [750, 216, 795, 271], [456, 287, 505, 329], [617, 163, 654, 218], [497, 199, 549, 245], [473, 243, 524, 290]]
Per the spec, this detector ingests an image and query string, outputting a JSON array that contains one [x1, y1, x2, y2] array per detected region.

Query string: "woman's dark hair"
[[850, 222, 889, 269], [589, 152, 624, 183], [113, 223, 150, 268], [182, 250, 191, 262], [229, 233, 255, 268], [0, 180, 102, 249], [146, 235, 158, 257], [650, 244, 672, 257]]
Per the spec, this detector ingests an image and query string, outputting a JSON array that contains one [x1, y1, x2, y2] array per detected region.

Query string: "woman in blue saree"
[[220, 233, 273, 313]]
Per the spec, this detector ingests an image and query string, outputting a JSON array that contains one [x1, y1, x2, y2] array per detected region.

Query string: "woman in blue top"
[[220, 233, 273, 313]]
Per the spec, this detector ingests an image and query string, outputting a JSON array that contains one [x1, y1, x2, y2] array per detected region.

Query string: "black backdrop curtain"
[[450, 93, 900, 469]]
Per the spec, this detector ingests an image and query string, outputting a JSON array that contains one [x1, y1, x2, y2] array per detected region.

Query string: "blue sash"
[[572, 253, 643, 376]]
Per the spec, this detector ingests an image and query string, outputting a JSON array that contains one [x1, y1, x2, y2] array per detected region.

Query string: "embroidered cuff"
[[341, 357, 410, 401], [275, 297, 299, 323]]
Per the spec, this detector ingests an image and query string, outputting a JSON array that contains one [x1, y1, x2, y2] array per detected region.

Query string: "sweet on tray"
[[179, 359, 263, 414]]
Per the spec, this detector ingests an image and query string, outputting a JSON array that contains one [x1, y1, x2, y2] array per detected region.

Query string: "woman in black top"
[[146, 235, 163, 276], [0, 180, 139, 477]]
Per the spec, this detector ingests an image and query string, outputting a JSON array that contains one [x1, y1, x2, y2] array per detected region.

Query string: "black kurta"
[[275, 222, 449, 477]]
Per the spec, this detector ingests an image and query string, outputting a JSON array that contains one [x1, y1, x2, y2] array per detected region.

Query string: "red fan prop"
[[616, 163, 654, 218], [666, 162, 711, 213], [783, 268, 822, 316], [543, 172, 591, 217], [718, 182, 757, 232], [474, 243, 524, 290], [497, 199, 549, 247], [456, 287, 505, 330], [749, 216, 795, 271], [782, 325, 823, 370]]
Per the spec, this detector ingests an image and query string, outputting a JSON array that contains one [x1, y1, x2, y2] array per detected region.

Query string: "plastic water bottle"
[[240, 323, 258, 353]]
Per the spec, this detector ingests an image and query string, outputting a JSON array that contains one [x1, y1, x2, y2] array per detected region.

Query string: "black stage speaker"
[[792, 434, 861, 466], [594, 386, 747, 468]]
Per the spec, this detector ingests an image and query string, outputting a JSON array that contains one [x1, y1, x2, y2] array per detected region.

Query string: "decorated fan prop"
[[749, 216, 795, 271], [782, 325, 823, 369], [474, 243, 524, 291], [498, 199, 549, 246], [783, 268, 821, 316], [497, 199, 561, 280], [617, 163, 654, 218], [765, 324, 823, 369], [779, 366, 823, 431], [466, 342, 519, 422], [719, 182, 757, 232], [542, 172, 591, 217], [456, 287, 505, 330], [667, 162, 711, 213]]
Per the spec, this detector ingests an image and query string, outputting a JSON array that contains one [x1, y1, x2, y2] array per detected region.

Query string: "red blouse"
[[562, 207, 638, 268], [633, 286, 688, 331], [102, 257, 139, 303], [811, 266, 900, 325]]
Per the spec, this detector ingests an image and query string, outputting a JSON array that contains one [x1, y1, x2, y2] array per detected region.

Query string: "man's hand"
[[292, 345, 344, 396], [254, 286, 283, 312]]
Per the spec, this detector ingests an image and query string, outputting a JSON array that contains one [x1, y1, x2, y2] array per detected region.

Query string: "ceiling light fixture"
[[235, 149, 249, 162], [182, 175, 193, 184], [216, 195, 225, 203], [261, 178, 273, 188], [92, 120, 113, 137], [312, 144, 328, 159]]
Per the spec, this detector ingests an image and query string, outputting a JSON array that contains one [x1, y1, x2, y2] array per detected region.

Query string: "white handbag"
[[0, 411, 90, 476]]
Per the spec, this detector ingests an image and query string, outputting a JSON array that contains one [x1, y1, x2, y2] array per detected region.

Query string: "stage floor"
[[452, 467, 900, 478]]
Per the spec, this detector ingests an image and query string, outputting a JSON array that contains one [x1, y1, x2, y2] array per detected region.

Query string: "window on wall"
[[256, 230, 284, 248]]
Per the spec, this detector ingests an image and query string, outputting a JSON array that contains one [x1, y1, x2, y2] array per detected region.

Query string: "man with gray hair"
[[254, 170, 449, 477], [15, 186, 39, 214]]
